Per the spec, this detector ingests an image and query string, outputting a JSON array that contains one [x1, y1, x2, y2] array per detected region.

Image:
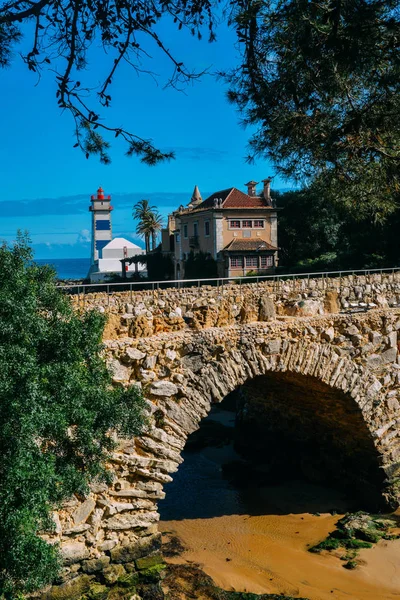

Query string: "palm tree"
[[146, 211, 164, 250], [133, 199, 157, 254]]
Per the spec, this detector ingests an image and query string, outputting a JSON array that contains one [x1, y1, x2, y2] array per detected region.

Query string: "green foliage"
[[147, 250, 174, 281], [184, 251, 218, 280], [133, 200, 164, 253], [275, 186, 400, 270], [0, 234, 147, 597], [227, 0, 400, 217]]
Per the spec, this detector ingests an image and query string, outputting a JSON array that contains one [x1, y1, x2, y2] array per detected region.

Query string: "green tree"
[[0, 0, 219, 164], [133, 199, 157, 254], [276, 187, 343, 268], [147, 211, 164, 251], [226, 0, 400, 219], [133, 200, 164, 253], [0, 234, 146, 597]]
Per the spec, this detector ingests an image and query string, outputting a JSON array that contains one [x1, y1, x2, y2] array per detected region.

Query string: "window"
[[254, 220, 264, 228], [245, 255, 258, 267], [193, 222, 198, 237], [183, 224, 188, 239], [204, 221, 210, 236], [261, 255, 274, 268], [175, 232, 180, 244], [230, 220, 241, 229], [242, 220, 252, 228], [230, 256, 244, 268]]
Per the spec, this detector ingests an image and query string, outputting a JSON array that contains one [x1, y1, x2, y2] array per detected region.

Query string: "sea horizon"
[[36, 257, 90, 280]]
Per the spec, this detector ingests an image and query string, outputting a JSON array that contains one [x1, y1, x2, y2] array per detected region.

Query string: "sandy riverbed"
[[159, 408, 400, 600]]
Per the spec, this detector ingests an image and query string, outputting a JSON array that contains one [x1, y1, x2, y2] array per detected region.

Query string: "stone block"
[[61, 542, 89, 565], [258, 296, 276, 321], [72, 497, 96, 525], [135, 552, 163, 571], [41, 574, 94, 599], [110, 534, 162, 564], [81, 556, 110, 574], [324, 291, 340, 313], [150, 381, 178, 397], [103, 563, 126, 584]]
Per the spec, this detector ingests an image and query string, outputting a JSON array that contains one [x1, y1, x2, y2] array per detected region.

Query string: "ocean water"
[[36, 258, 90, 280]]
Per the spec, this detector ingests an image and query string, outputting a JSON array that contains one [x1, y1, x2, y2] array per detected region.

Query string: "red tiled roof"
[[223, 239, 278, 252], [197, 187, 271, 209]]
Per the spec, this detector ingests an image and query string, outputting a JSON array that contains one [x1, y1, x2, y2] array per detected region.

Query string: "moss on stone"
[[86, 583, 109, 600], [135, 552, 164, 571]]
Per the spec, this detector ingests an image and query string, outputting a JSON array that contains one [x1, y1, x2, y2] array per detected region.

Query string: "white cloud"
[[78, 229, 91, 243]]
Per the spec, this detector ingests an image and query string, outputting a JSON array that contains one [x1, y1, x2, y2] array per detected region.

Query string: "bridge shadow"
[[159, 374, 386, 521]]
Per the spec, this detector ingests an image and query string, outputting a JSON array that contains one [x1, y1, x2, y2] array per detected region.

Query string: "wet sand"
[[160, 509, 400, 600], [159, 409, 400, 600]]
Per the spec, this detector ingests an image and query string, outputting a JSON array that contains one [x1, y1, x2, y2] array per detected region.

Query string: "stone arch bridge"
[[44, 273, 400, 598]]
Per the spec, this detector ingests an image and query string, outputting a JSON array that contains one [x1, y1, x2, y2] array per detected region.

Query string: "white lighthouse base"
[[87, 238, 146, 283]]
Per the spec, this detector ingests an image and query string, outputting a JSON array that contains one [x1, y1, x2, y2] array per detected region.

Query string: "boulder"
[[150, 381, 178, 397], [324, 291, 340, 314], [258, 296, 276, 321]]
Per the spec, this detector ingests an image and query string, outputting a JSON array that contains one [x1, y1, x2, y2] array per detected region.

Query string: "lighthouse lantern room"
[[89, 186, 113, 264]]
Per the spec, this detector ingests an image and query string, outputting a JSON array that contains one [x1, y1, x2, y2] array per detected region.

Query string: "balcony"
[[189, 235, 200, 249]]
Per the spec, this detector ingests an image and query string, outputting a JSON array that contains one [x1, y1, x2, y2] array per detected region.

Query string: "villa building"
[[161, 179, 279, 279]]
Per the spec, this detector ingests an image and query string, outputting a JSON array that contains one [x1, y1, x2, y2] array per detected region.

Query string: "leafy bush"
[[0, 235, 147, 597]]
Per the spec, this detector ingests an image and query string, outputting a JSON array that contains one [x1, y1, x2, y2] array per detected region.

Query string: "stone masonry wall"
[[69, 272, 400, 340], [41, 301, 400, 598]]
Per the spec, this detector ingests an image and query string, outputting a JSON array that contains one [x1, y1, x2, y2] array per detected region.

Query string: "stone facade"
[[41, 274, 400, 598]]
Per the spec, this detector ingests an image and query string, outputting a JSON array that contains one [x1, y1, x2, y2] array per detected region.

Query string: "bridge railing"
[[57, 266, 400, 304]]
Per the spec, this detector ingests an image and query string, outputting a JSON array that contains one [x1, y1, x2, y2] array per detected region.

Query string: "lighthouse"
[[86, 185, 146, 282], [89, 186, 113, 264]]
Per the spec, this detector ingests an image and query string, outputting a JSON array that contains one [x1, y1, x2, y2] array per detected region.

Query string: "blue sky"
[[0, 14, 287, 259]]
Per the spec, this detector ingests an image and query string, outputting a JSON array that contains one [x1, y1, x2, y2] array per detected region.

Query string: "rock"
[[266, 339, 281, 354], [61, 542, 89, 565], [108, 359, 130, 383], [324, 291, 340, 313], [81, 556, 110, 573], [388, 331, 398, 348], [322, 327, 335, 342], [346, 325, 359, 336], [124, 347, 146, 362], [110, 534, 162, 563], [105, 511, 159, 530], [286, 299, 323, 317], [376, 294, 389, 307], [150, 381, 178, 397], [370, 331, 382, 345], [103, 563, 126, 584], [180, 353, 203, 373], [73, 497, 96, 525], [382, 348, 398, 364], [366, 354, 383, 369], [258, 296, 276, 321], [41, 575, 94, 600], [135, 552, 163, 570], [165, 349, 177, 362], [86, 583, 109, 600], [144, 355, 157, 370]]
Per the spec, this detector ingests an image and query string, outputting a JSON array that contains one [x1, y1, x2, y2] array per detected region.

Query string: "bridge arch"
[[141, 330, 398, 510]]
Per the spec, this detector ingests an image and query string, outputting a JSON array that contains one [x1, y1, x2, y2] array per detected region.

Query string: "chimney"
[[262, 178, 272, 205], [245, 180, 258, 196]]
